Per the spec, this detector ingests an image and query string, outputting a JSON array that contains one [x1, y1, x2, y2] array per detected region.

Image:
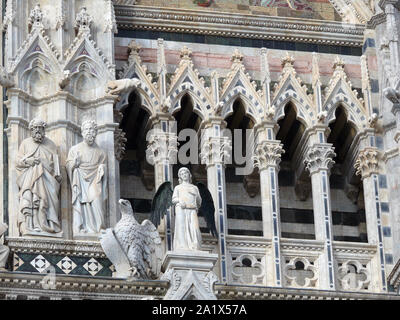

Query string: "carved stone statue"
[[16, 118, 62, 236], [0, 223, 10, 271], [172, 168, 203, 251], [106, 78, 140, 96], [100, 199, 162, 279], [67, 120, 107, 235], [151, 167, 217, 252]]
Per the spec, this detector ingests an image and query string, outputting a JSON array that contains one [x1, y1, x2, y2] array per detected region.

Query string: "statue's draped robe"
[[16, 137, 61, 234], [67, 142, 107, 234], [0, 223, 9, 268], [172, 183, 202, 251]]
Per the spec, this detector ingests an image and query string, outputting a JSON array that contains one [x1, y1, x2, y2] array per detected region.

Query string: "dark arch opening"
[[224, 99, 261, 236], [118, 90, 153, 222], [276, 103, 314, 240], [327, 105, 367, 243]]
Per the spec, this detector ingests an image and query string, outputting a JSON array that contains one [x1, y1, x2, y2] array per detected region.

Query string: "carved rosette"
[[200, 136, 232, 167], [252, 141, 284, 171], [146, 133, 178, 165], [304, 144, 336, 175], [354, 147, 380, 179]]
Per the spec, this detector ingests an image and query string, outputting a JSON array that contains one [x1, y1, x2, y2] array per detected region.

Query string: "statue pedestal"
[[161, 250, 219, 300]]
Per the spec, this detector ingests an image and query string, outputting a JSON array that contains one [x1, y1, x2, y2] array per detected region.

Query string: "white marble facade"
[[1, 0, 400, 299]]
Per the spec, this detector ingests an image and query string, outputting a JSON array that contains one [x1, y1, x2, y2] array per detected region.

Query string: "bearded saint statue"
[[16, 118, 62, 236], [67, 120, 107, 235]]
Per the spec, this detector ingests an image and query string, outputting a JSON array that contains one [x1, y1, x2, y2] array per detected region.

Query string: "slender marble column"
[[355, 147, 387, 292], [146, 117, 178, 251], [253, 137, 284, 287], [200, 119, 231, 283], [305, 143, 336, 290]]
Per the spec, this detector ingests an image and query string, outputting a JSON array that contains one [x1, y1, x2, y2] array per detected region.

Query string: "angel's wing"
[[150, 181, 173, 228], [197, 182, 218, 238], [140, 219, 163, 279]]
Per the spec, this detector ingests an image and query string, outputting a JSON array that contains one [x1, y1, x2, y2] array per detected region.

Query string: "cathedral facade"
[[1, 0, 400, 300]]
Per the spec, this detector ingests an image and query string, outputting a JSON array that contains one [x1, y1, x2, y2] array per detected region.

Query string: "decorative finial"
[[333, 56, 345, 71], [28, 3, 43, 31], [180, 46, 192, 60], [231, 49, 244, 64], [128, 40, 141, 57], [75, 7, 93, 35], [281, 52, 294, 69]]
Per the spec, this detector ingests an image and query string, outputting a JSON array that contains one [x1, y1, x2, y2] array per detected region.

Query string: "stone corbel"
[[294, 179, 312, 201], [107, 78, 141, 96], [243, 172, 260, 198], [0, 66, 14, 88], [344, 182, 360, 204], [140, 160, 155, 191]]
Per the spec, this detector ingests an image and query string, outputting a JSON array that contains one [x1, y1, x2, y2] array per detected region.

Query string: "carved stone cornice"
[[146, 132, 178, 165], [0, 271, 168, 300], [367, 12, 387, 28], [114, 6, 365, 47], [253, 141, 284, 171], [354, 147, 381, 179], [200, 136, 232, 167], [304, 143, 336, 175], [6, 237, 105, 257]]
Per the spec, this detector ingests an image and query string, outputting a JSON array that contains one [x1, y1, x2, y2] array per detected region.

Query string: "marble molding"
[[161, 250, 219, 300]]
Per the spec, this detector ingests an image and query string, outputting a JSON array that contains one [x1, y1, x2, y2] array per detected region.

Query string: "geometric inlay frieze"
[[13, 253, 24, 271], [56, 256, 77, 275], [30, 255, 51, 273], [83, 258, 103, 276]]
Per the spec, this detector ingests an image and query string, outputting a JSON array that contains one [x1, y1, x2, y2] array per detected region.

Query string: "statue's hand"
[[73, 156, 80, 169], [33, 157, 40, 165], [24, 157, 36, 167], [178, 202, 186, 209]]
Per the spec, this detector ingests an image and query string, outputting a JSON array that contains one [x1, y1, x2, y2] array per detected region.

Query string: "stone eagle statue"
[[100, 199, 162, 280]]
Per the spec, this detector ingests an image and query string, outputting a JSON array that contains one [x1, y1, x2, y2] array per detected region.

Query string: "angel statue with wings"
[[151, 167, 217, 252]]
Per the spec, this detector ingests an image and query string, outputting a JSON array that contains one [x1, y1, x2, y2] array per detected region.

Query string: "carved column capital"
[[304, 143, 336, 175], [355, 147, 380, 179], [253, 140, 284, 171], [200, 136, 231, 167], [146, 132, 178, 165]]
